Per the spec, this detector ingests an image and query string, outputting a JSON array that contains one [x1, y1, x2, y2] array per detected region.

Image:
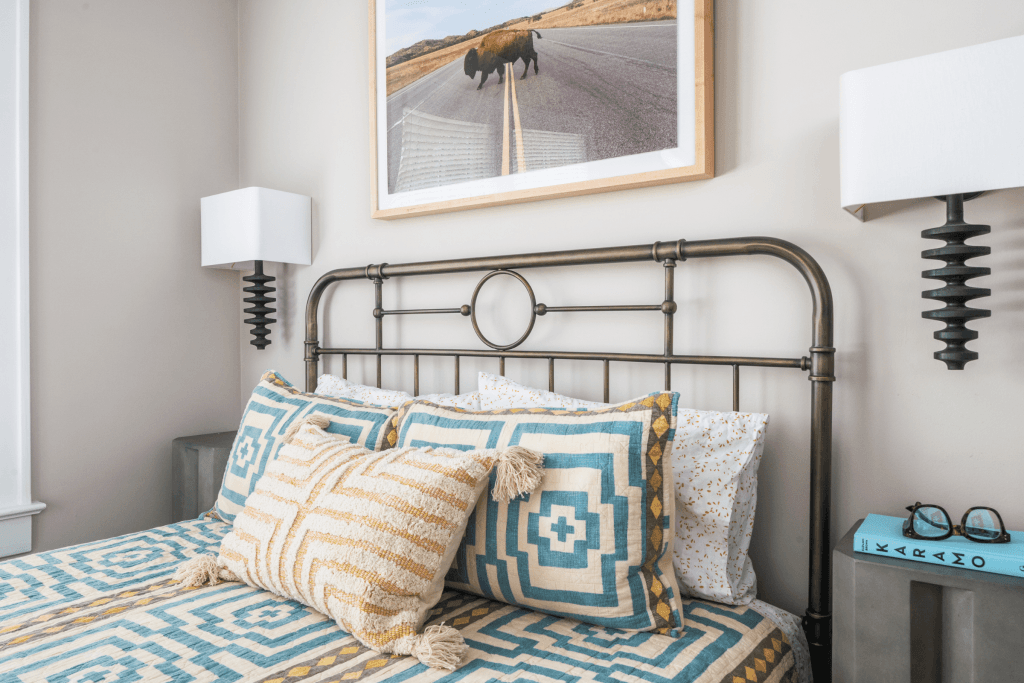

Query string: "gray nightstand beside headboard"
[[834, 519, 1024, 682], [171, 432, 234, 522]]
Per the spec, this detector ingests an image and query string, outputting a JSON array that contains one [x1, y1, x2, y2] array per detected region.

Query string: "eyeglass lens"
[[913, 506, 951, 538], [964, 508, 1002, 541]]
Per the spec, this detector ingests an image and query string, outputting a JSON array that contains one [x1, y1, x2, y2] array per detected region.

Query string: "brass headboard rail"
[[304, 237, 835, 681]]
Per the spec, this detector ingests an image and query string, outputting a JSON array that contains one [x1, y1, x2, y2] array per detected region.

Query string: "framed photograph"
[[370, 0, 713, 219]]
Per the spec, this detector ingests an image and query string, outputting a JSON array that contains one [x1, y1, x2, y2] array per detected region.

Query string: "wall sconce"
[[840, 34, 1024, 369], [201, 187, 312, 349]]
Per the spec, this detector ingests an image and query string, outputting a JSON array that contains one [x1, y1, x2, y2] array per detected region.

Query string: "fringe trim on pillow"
[[390, 624, 467, 671], [283, 413, 332, 443], [173, 554, 239, 587], [491, 446, 545, 503]]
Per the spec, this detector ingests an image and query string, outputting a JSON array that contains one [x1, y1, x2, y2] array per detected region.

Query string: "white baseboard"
[[0, 502, 45, 558]]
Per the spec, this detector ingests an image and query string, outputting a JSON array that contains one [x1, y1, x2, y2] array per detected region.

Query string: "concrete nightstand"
[[171, 432, 235, 522], [833, 518, 1024, 682]]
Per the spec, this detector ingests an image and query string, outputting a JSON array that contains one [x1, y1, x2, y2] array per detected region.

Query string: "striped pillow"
[[393, 393, 686, 635], [198, 418, 508, 670], [212, 370, 400, 524]]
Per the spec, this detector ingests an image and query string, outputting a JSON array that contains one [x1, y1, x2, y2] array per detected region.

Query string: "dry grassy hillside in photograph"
[[512, 0, 675, 30], [387, 35, 484, 95], [385, 0, 676, 96]]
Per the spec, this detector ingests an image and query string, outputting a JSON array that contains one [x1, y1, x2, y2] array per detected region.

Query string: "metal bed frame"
[[304, 237, 835, 681]]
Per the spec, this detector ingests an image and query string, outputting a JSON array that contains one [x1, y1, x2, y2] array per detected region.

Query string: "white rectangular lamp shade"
[[201, 187, 311, 269], [841, 34, 1024, 214]]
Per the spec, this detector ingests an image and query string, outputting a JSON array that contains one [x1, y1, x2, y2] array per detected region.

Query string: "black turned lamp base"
[[243, 260, 277, 349], [921, 193, 990, 370]]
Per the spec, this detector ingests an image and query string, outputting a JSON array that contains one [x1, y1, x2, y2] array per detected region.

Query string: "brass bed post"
[[802, 269, 834, 683], [807, 352, 834, 682], [304, 282, 323, 392], [304, 339, 319, 393], [305, 264, 369, 392], [672, 238, 834, 679]]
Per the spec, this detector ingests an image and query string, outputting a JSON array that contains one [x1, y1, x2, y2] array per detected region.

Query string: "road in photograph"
[[386, 21, 677, 194]]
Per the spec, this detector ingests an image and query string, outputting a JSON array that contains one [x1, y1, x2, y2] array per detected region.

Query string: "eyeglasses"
[[903, 502, 1011, 544]]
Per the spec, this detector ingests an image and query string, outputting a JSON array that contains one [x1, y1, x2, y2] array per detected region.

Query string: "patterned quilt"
[[0, 520, 794, 683]]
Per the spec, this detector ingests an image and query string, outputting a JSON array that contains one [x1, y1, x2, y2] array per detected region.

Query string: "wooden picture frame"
[[370, 0, 713, 220]]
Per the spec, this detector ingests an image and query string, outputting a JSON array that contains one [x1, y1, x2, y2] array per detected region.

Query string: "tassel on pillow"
[[282, 413, 331, 443], [391, 624, 468, 671], [491, 445, 545, 502], [173, 553, 239, 587]]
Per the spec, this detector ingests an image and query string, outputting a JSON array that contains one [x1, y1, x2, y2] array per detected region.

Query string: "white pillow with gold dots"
[[671, 409, 768, 605], [478, 372, 604, 411], [316, 374, 481, 410]]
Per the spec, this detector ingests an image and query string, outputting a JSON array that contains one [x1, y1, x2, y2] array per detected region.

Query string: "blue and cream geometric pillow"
[[476, 373, 770, 606], [212, 370, 400, 524], [393, 393, 685, 634]]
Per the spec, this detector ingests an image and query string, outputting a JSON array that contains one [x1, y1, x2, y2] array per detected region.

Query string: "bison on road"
[[464, 29, 541, 90]]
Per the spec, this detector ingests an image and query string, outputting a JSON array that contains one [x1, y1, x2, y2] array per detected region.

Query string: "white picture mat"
[[374, 0, 697, 211]]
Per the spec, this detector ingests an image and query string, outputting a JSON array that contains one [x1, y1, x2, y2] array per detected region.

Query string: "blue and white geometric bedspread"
[[0, 520, 794, 682]]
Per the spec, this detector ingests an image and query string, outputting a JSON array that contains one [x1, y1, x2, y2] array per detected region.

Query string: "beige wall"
[[30, 0, 242, 551], [236, 0, 1024, 614]]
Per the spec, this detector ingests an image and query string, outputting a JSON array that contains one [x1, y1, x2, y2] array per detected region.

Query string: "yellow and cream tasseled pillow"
[[175, 415, 543, 671]]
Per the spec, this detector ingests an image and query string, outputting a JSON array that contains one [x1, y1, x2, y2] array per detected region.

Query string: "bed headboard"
[[304, 237, 835, 680]]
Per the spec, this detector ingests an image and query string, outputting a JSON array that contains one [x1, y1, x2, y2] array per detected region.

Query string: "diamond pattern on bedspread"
[[0, 520, 793, 682], [0, 520, 225, 622]]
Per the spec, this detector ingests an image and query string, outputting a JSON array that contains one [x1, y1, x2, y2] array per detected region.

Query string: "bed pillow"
[[317, 374, 481, 410], [670, 409, 768, 604], [178, 416, 542, 670], [477, 373, 768, 605], [478, 371, 604, 411], [212, 370, 401, 524], [393, 393, 685, 635]]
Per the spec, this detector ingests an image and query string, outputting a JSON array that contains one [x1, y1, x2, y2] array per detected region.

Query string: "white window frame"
[[0, 0, 44, 558]]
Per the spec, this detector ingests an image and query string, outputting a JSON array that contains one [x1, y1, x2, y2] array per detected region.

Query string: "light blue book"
[[854, 513, 1024, 578]]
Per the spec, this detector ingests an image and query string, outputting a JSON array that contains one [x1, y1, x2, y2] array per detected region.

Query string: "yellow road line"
[[501, 64, 510, 176], [509, 67, 526, 173]]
